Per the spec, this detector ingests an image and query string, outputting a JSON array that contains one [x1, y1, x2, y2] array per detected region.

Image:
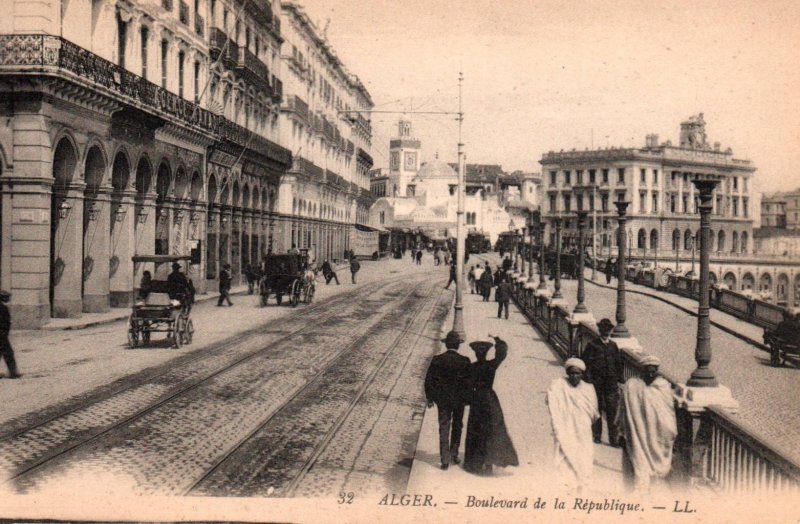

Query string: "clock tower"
[[389, 119, 421, 197]]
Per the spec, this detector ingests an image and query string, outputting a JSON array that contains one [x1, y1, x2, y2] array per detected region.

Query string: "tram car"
[[466, 231, 491, 254], [494, 231, 518, 255]]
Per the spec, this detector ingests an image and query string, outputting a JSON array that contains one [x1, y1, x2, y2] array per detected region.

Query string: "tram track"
[[0, 274, 411, 489], [187, 277, 447, 497], [2, 274, 441, 495]]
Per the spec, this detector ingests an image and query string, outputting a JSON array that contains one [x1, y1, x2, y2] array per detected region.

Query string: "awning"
[[354, 223, 390, 233]]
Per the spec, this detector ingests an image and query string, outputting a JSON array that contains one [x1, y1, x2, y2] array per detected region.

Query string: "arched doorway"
[[637, 228, 646, 254], [672, 229, 680, 251], [218, 182, 230, 274], [231, 181, 241, 281], [241, 183, 251, 270], [777, 274, 789, 305], [649, 229, 658, 250], [206, 173, 218, 280], [82, 145, 109, 313], [109, 152, 132, 307], [155, 162, 171, 255], [732, 231, 739, 253], [717, 230, 726, 252], [723, 272, 737, 290], [759, 273, 772, 299], [741, 231, 748, 253], [684, 229, 693, 250], [50, 137, 80, 317], [742, 272, 755, 292]]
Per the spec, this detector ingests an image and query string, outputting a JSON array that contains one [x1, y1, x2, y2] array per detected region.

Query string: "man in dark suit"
[[0, 290, 21, 378], [582, 318, 624, 446], [425, 330, 471, 470]]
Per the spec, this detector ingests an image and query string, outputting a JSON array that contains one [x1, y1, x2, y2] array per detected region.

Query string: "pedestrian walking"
[[415, 249, 423, 265], [479, 265, 493, 302], [495, 275, 512, 319], [0, 290, 21, 379], [605, 257, 615, 285], [434, 248, 441, 266], [321, 260, 340, 285], [472, 265, 483, 295], [349, 256, 361, 284], [444, 262, 457, 290], [618, 355, 677, 492], [217, 263, 233, 306], [502, 255, 512, 272], [464, 337, 518, 475], [546, 358, 599, 492], [582, 318, 624, 446], [425, 331, 471, 470], [467, 265, 476, 294]]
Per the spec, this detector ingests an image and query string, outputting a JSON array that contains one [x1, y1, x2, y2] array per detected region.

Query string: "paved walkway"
[[407, 274, 627, 502]]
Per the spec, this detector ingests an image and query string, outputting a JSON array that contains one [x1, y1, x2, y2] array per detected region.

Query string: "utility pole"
[[591, 184, 597, 280], [450, 72, 466, 342]]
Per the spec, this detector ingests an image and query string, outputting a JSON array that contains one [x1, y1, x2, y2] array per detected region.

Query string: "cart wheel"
[[183, 318, 194, 345], [128, 327, 139, 348], [172, 317, 183, 349], [290, 280, 300, 307], [305, 284, 315, 304]]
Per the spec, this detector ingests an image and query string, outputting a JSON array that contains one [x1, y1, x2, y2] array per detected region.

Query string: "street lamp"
[[527, 210, 537, 284], [137, 208, 149, 224], [58, 200, 72, 220], [553, 218, 563, 299], [612, 201, 631, 338], [537, 213, 548, 291], [114, 206, 127, 223], [87, 202, 101, 222], [574, 211, 589, 314]]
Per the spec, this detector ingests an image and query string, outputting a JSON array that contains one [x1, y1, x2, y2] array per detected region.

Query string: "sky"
[[298, 0, 800, 196]]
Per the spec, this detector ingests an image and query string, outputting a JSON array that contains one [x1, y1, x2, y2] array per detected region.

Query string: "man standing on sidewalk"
[[618, 355, 677, 492], [546, 358, 599, 491], [582, 318, 623, 446], [495, 275, 513, 319], [217, 263, 233, 307], [605, 257, 615, 285], [444, 261, 457, 290], [321, 260, 340, 285], [425, 331, 471, 470], [0, 290, 21, 379], [349, 256, 361, 284]]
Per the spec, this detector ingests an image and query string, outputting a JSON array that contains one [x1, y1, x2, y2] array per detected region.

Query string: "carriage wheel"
[[289, 280, 300, 307], [305, 284, 315, 304], [769, 344, 782, 367], [182, 318, 194, 345], [172, 317, 183, 349], [127, 327, 139, 348]]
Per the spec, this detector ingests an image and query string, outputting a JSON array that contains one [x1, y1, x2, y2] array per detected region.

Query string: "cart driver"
[[167, 262, 191, 303]]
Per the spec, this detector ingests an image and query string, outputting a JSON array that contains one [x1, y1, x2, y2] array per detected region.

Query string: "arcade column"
[[82, 187, 111, 313], [51, 183, 86, 318], [109, 189, 136, 307]]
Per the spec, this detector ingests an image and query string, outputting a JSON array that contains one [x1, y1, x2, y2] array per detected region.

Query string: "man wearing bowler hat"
[[581, 318, 624, 446], [0, 290, 21, 379], [424, 331, 471, 470]]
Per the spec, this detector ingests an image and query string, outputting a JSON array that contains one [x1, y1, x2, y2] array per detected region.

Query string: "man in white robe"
[[617, 355, 677, 492], [546, 357, 600, 491]]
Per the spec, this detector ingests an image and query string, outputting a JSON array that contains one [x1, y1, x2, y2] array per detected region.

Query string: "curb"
[[584, 277, 769, 352], [40, 287, 251, 332]]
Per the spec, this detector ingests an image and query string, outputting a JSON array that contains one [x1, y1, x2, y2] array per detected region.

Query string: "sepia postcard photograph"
[[0, 0, 799, 522]]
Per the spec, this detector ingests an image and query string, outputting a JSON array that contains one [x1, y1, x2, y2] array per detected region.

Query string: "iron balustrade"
[[283, 95, 309, 122], [208, 27, 239, 67]]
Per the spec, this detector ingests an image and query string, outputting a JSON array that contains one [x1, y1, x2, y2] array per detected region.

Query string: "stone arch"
[[732, 231, 739, 253], [135, 156, 153, 195], [723, 271, 737, 290], [53, 136, 79, 190], [672, 228, 680, 251], [637, 228, 646, 249], [156, 162, 171, 203], [251, 186, 260, 210], [242, 183, 251, 210], [717, 230, 726, 252], [219, 183, 230, 206], [742, 272, 755, 291], [759, 273, 772, 294], [232, 180, 240, 208], [261, 187, 268, 211], [741, 231, 748, 253], [649, 228, 658, 250], [207, 173, 218, 204], [684, 229, 693, 250], [111, 151, 131, 192], [174, 166, 189, 200], [709, 271, 718, 284], [84, 145, 107, 195], [777, 273, 790, 304], [189, 171, 202, 202]]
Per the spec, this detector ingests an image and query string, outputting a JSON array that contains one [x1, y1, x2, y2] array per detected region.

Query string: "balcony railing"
[[282, 95, 309, 122], [179, 0, 189, 24], [194, 13, 205, 37], [236, 47, 269, 88], [292, 156, 323, 181], [0, 35, 291, 168], [208, 27, 238, 67], [272, 77, 282, 103]]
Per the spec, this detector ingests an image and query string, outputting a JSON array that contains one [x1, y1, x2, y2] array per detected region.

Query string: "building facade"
[[540, 114, 756, 260], [0, 0, 371, 328], [279, 2, 374, 264], [761, 189, 800, 229]]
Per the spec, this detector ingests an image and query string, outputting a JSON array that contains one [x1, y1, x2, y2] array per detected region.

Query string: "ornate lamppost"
[[538, 214, 548, 291], [553, 218, 563, 300], [612, 201, 631, 338], [527, 210, 537, 284], [514, 228, 521, 271], [574, 211, 589, 313]]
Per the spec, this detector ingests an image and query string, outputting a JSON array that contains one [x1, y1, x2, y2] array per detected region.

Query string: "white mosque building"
[[369, 120, 532, 247]]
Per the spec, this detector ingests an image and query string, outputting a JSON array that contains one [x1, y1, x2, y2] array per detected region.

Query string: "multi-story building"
[[540, 114, 756, 261], [761, 189, 800, 229], [279, 2, 374, 263]]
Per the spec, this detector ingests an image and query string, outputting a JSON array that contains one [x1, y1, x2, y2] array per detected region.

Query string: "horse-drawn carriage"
[[128, 255, 194, 349], [258, 253, 315, 307], [546, 252, 579, 279], [764, 312, 800, 367]]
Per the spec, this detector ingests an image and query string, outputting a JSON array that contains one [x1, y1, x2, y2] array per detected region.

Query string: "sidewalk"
[[407, 278, 626, 500]]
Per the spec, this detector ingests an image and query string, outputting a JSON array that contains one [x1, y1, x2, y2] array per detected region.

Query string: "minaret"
[[389, 119, 421, 197]]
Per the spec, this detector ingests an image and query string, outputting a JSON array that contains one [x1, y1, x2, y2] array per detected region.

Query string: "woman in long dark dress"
[[464, 336, 519, 475]]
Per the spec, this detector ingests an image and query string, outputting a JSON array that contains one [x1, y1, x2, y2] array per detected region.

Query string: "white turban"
[[565, 357, 586, 372], [639, 354, 661, 367]]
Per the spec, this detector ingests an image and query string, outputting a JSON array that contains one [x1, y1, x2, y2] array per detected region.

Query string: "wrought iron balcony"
[[292, 156, 323, 181], [194, 13, 205, 37], [271, 76, 282, 103], [345, 140, 355, 155], [179, 0, 189, 24], [236, 47, 269, 87], [0, 34, 291, 168], [282, 95, 309, 122], [209, 27, 238, 67]]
